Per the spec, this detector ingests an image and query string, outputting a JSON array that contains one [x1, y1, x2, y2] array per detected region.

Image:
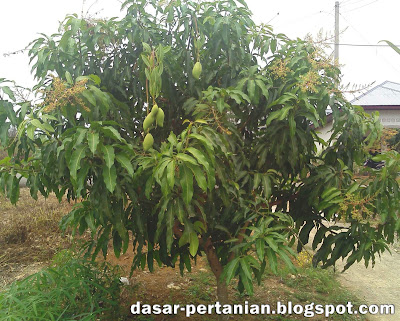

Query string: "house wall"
[[365, 109, 400, 128], [316, 121, 334, 153]]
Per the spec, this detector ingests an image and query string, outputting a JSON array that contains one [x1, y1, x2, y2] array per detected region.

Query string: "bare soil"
[[104, 245, 364, 320], [336, 242, 400, 321], [0, 190, 367, 320], [307, 224, 399, 321], [0, 189, 74, 288]]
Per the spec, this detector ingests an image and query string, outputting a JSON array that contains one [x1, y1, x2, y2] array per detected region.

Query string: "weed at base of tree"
[[0, 251, 123, 321]]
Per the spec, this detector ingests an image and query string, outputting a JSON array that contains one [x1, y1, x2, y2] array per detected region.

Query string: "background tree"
[[1, 0, 399, 307]]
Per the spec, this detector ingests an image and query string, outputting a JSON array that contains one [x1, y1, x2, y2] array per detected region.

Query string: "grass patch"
[[0, 189, 73, 261], [0, 188, 76, 288], [120, 253, 367, 321], [0, 250, 123, 320], [0, 191, 368, 320]]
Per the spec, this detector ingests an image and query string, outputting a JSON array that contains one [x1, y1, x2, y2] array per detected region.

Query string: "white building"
[[351, 81, 400, 128], [315, 81, 400, 152]]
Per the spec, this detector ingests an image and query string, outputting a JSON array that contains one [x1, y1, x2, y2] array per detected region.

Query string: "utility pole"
[[334, 1, 339, 64]]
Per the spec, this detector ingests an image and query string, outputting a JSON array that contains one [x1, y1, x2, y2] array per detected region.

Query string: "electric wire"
[[337, 12, 400, 73], [340, 0, 371, 8], [342, 0, 379, 13], [324, 43, 400, 47]]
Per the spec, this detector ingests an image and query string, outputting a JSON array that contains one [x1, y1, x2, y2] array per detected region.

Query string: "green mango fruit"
[[156, 108, 165, 127], [143, 133, 154, 151], [192, 61, 202, 79], [150, 103, 159, 117], [143, 113, 155, 131]]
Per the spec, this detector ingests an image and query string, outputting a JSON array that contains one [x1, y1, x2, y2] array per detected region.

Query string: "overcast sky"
[[1, 0, 399, 97]]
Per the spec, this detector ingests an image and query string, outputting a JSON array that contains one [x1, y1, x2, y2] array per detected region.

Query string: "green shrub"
[[386, 128, 400, 152], [0, 255, 122, 320]]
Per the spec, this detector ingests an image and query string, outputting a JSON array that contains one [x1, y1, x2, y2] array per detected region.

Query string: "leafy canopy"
[[0, 0, 399, 297]]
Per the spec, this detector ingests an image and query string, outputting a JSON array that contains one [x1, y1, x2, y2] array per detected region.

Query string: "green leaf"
[[224, 257, 240, 284], [176, 198, 185, 222], [347, 182, 359, 194], [113, 231, 122, 258], [65, 71, 73, 84], [266, 106, 293, 126], [166, 159, 175, 189], [81, 90, 96, 106], [89, 85, 111, 111], [88, 74, 101, 86], [253, 173, 261, 190], [68, 146, 87, 181], [188, 133, 214, 151], [155, 198, 169, 242], [256, 238, 265, 261], [216, 97, 225, 113], [101, 145, 115, 169], [186, 147, 210, 171], [247, 79, 255, 101], [2, 86, 16, 101], [103, 165, 117, 193], [176, 153, 198, 166], [193, 220, 206, 233], [255, 79, 270, 98], [381, 40, 400, 55], [73, 128, 87, 147], [101, 126, 125, 142], [116, 153, 134, 177], [264, 236, 278, 252], [262, 175, 271, 199], [279, 249, 296, 273], [266, 248, 278, 274], [167, 131, 178, 146], [87, 131, 100, 155], [76, 162, 90, 196], [189, 232, 199, 256], [240, 257, 253, 280], [321, 187, 338, 199], [142, 42, 151, 53], [30, 119, 46, 132], [154, 159, 170, 186], [186, 163, 207, 191], [240, 269, 254, 295], [180, 165, 193, 204], [166, 205, 174, 251], [2, 100, 17, 124], [27, 125, 35, 140]]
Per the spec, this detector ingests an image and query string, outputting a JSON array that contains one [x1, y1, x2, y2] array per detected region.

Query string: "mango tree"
[[1, 0, 399, 306]]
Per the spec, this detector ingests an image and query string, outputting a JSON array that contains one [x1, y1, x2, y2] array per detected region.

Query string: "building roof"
[[351, 81, 400, 107]]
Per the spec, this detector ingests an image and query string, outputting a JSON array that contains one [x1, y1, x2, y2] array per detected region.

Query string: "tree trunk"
[[216, 278, 229, 305], [202, 236, 230, 320], [216, 278, 230, 321]]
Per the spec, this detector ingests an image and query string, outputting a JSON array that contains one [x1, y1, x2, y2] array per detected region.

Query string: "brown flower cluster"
[[41, 76, 89, 113], [307, 48, 334, 70], [298, 70, 321, 93], [339, 192, 375, 222], [269, 59, 290, 79]]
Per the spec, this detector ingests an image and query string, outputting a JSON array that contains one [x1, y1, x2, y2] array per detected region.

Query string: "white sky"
[[1, 0, 400, 96]]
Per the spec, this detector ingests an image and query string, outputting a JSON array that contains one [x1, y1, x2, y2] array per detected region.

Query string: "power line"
[[324, 42, 400, 47], [342, 0, 379, 13], [336, 9, 400, 74], [340, 0, 371, 8], [266, 12, 279, 24]]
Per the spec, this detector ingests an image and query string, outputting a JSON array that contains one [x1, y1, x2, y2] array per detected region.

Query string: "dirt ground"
[[0, 189, 74, 288], [307, 225, 399, 321], [1, 189, 391, 320], [336, 243, 400, 321]]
